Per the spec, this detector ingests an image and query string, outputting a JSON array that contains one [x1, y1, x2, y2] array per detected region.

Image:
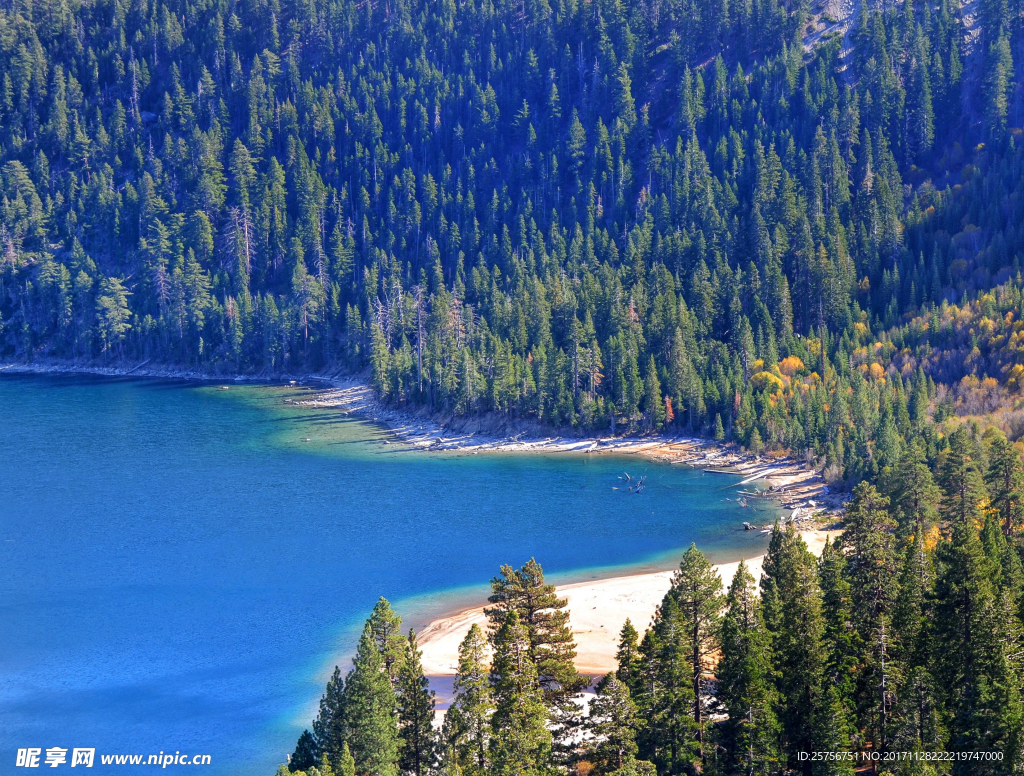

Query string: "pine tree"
[[489, 611, 553, 776], [318, 752, 337, 776], [616, 619, 642, 693], [335, 745, 355, 776], [635, 595, 698, 774], [888, 666, 945, 772], [983, 35, 1013, 136], [95, 277, 132, 355], [717, 560, 781, 776], [666, 544, 724, 765], [441, 624, 493, 776], [938, 426, 987, 527], [313, 667, 348, 762], [932, 510, 1022, 766], [811, 685, 856, 776], [714, 414, 726, 442], [905, 29, 935, 162], [884, 444, 940, 542], [985, 430, 1024, 537], [840, 482, 898, 751], [817, 539, 859, 719], [760, 524, 824, 768], [586, 674, 644, 775], [644, 355, 666, 430], [397, 630, 437, 776], [485, 559, 586, 752], [890, 531, 932, 670], [345, 622, 400, 776], [291, 730, 320, 773], [368, 597, 408, 685]]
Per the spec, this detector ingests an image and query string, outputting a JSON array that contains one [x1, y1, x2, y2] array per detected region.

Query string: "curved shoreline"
[[3, 358, 843, 674], [295, 382, 844, 524], [2, 362, 845, 711], [1, 359, 842, 523]]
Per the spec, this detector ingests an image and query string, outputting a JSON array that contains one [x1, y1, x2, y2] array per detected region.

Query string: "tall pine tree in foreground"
[[761, 524, 824, 772], [585, 673, 649, 775], [489, 611, 553, 776], [616, 619, 642, 692], [986, 429, 1024, 537], [441, 624, 493, 776], [397, 629, 437, 776], [883, 444, 940, 543], [817, 538, 859, 725], [290, 730, 320, 773], [313, 667, 347, 764], [841, 482, 898, 755], [666, 543, 723, 767], [485, 558, 587, 756], [932, 507, 1022, 771], [636, 594, 698, 775], [717, 559, 781, 776], [938, 427, 987, 527], [344, 621, 400, 776], [368, 597, 407, 686]]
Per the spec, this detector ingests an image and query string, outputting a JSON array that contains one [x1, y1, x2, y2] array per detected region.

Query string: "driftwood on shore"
[[298, 382, 845, 523]]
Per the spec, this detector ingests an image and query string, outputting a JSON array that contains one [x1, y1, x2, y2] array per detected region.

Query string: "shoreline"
[[296, 383, 845, 526], [1, 358, 843, 524], [3, 360, 846, 699], [416, 527, 839, 683]]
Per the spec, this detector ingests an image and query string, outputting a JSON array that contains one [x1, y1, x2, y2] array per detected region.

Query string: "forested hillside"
[[2, 0, 1024, 476]]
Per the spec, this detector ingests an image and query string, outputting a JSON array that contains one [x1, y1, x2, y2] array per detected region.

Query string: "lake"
[[0, 374, 778, 775]]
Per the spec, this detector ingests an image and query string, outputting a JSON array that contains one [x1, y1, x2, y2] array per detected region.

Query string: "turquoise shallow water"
[[0, 375, 778, 775]]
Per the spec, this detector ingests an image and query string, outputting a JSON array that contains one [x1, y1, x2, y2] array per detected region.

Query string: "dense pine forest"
[[3, 0, 1024, 476], [281, 425, 1024, 775]]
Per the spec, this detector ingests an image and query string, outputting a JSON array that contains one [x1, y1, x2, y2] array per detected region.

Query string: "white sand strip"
[[417, 529, 837, 677]]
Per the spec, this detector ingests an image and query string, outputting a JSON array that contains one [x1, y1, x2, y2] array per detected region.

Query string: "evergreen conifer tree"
[[666, 544, 724, 765], [986, 430, 1024, 537], [840, 482, 898, 751], [345, 622, 400, 776], [888, 667, 946, 773], [884, 444, 940, 542], [616, 619, 642, 693], [290, 730, 320, 773], [585, 674, 644, 775], [817, 539, 859, 721], [441, 624, 493, 776], [635, 595, 698, 774], [932, 509, 1022, 766], [397, 629, 437, 776], [369, 597, 407, 686], [760, 524, 825, 768], [313, 667, 348, 763], [890, 530, 933, 670], [938, 427, 987, 527], [485, 559, 586, 755], [811, 685, 856, 776], [489, 611, 553, 776], [717, 560, 781, 776]]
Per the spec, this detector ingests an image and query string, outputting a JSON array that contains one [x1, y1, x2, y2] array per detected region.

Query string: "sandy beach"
[[4, 359, 844, 677], [417, 528, 838, 678]]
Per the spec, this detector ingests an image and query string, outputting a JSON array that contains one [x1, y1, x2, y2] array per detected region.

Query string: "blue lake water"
[[0, 375, 778, 775]]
